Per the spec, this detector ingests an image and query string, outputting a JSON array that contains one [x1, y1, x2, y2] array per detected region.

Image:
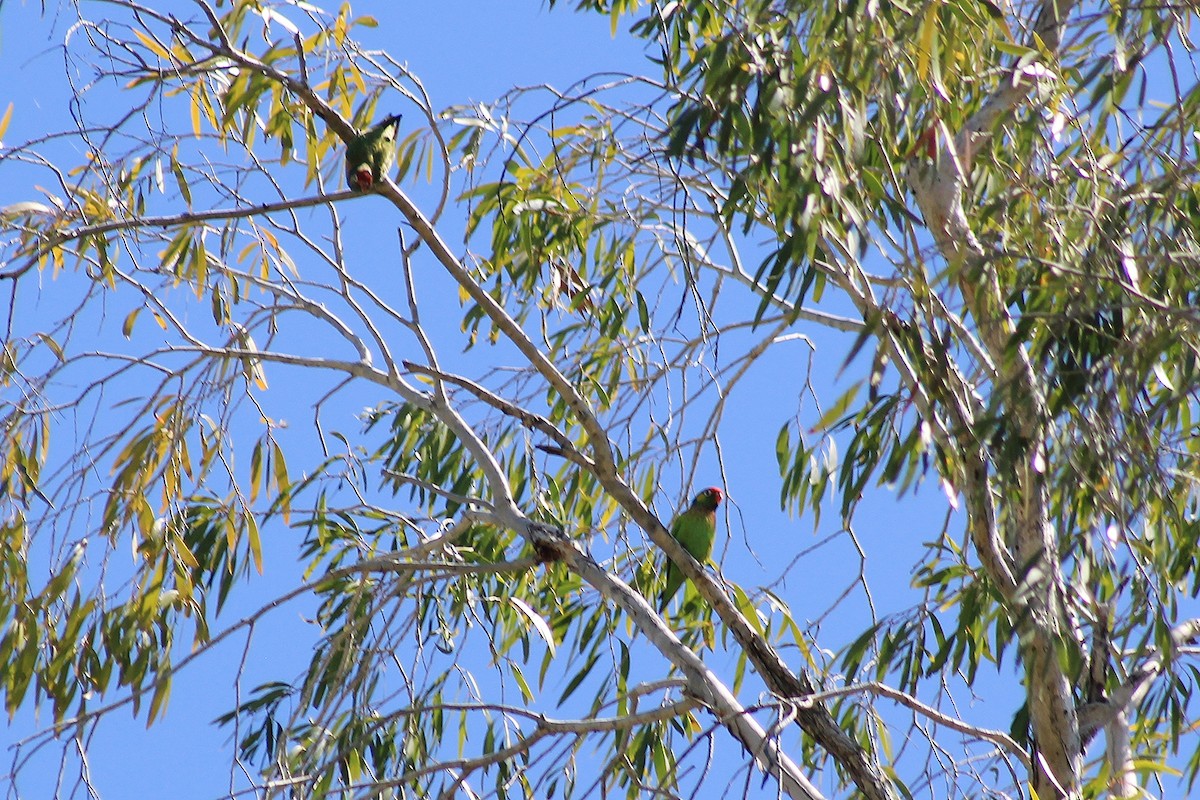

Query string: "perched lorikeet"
[[659, 487, 723, 610], [345, 113, 403, 191]]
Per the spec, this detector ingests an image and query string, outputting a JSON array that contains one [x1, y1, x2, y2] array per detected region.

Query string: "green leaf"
[[810, 383, 861, 433]]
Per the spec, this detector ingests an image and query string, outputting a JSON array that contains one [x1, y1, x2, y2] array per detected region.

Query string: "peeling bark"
[[903, 0, 1089, 793]]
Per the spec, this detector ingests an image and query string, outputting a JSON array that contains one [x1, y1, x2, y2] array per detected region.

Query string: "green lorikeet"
[[659, 487, 723, 610], [345, 113, 402, 191]]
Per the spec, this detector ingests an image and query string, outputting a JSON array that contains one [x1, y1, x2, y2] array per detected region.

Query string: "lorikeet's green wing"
[[368, 115, 400, 181], [345, 113, 402, 191], [346, 135, 372, 190], [659, 487, 723, 610]]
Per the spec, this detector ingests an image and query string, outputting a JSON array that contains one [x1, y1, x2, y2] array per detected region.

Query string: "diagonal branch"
[[522, 519, 826, 800], [377, 155, 886, 800]]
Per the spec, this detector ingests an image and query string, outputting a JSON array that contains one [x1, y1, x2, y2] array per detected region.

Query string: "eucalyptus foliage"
[[3, 0, 1199, 799]]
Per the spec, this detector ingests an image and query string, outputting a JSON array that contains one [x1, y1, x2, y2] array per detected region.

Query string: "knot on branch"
[[1077, 699, 1113, 746], [526, 521, 575, 564]]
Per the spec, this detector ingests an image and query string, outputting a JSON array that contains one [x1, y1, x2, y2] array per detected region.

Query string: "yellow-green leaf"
[[147, 674, 171, 726], [249, 441, 263, 503], [810, 383, 861, 433], [245, 511, 263, 574], [134, 28, 173, 62], [916, 3, 939, 82], [0, 103, 13, 144]]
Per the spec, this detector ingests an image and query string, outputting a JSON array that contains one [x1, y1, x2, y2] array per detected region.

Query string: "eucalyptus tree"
[[3, 0, 1199, 799]]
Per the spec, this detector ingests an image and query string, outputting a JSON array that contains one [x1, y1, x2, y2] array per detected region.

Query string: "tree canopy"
[[3, 0, 1200, 798]]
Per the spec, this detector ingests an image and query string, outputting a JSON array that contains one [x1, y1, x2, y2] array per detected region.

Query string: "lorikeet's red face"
[[701, 487, 723, 507], [353, 168, 373, 190]]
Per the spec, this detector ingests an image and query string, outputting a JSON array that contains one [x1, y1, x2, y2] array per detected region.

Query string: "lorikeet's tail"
[[658, 563, 685, 611]]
